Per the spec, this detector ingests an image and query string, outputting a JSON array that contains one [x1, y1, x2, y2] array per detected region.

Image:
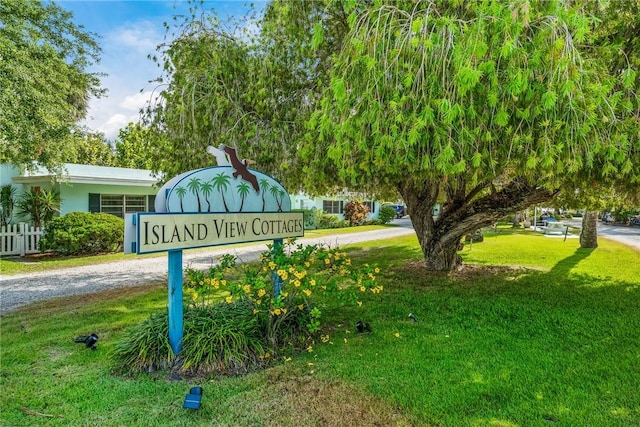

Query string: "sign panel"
[[129, 211, 304, 254]]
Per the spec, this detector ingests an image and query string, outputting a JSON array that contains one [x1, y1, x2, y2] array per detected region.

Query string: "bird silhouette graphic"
[[222, 145, 260, 193]]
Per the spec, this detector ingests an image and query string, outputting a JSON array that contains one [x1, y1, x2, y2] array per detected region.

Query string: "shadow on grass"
[[548, 248, 595, 278]]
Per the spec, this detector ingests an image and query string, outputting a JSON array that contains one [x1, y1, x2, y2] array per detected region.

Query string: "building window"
[[322, 200, 343, 214], [89, 194, 155, 218], [364, 201, 375, 213]]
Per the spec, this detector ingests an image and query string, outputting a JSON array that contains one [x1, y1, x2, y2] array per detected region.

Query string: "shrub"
[[115, 241, 383, 375], [318, 212, 341, 229], [39, 212, 124, 255], [378, 206, 397, 224], [344, 200, 370, 225], [295, 207, 323, 229]]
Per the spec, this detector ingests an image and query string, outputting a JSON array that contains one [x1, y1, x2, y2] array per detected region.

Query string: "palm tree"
[[187, 177, 202, 212], [236, 182, 251, 212], [259, 178, 270, 212], [174, 186, 187, 212], [212, 172, 231, 212], [270, 184, 282, 212], [16, 188, 60, 228], [200, 180, 215, 212], [276, 189, 286, 212]]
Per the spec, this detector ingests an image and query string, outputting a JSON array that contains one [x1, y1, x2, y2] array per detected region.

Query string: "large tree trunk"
[[580, 210, 599, 248], [399, 178, 555, 271]]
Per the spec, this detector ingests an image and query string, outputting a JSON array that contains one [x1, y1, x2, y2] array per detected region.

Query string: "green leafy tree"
[[304, 0, 636, 270], [0, 0, 104, 172], [62, 128, 115, 166], [114, 123, 154, 169]]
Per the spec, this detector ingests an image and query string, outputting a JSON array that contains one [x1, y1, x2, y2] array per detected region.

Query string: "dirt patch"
[[250, 366, 415, 427], [402, 260, 537, 280]]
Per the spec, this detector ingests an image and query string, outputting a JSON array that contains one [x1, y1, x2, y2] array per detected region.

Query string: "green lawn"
[[1, 229, 639, 426]]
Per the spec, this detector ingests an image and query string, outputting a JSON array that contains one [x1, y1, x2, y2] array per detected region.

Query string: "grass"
[[0, 223, 396, 275], [1, 228, 639, 426]]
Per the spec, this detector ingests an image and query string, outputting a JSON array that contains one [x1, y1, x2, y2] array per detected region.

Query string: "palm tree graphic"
[[236, 182, 251, 212], [270, 184, 286, 212], [174, 186, 187, 212], [212, 172, 231, 212], [259, 178, 270, 211], [200, 179, 214, 212], [187, 177, 202, 212]]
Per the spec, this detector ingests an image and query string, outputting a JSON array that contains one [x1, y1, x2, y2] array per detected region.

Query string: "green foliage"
[[39, 212, 124, 255], [0, 185, 16, 226], [378, 205, 397, 224], [0, 0, 103, 171], [113, 122, 154, 169], [61, 128, 115, 166], [343, 199, 370, 225], [15, 187, 60, 228]]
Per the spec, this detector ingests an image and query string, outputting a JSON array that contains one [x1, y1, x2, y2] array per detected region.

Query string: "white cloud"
[[120, 91, 156, 111], [108, 21, 161, 54], [97, 113, 130, 139]]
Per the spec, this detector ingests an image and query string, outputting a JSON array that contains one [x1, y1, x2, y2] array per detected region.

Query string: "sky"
[[58, 0, 264, 140]]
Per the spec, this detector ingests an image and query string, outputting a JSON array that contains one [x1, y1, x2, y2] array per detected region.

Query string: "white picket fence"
[[1, 223, 44, 256]]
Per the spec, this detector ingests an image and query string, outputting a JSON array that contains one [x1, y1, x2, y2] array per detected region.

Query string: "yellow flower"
[[243, 285, 251, 294], [256, 299, 262, 305], [221, 279, 227, 286], [321, 334, 329, 343], [394, 332, 400, 338], [283, 356, 292, 362], [192, 292, 199, 301], [273, 308, 282, 316], [344, 338, 348, 344], [253, 309, 260, 315], [360, 286, 366, 292], [289, 266, 296, 273], [303, 289, 312, 297], [298, 304, 305, 310], [310, 279, 316, 286], [324, 258, 330, 265], [294, 279, 301, 287], [307, 345, 313, 353], [305, 262, 311, 268], [257, 288, 266, 298], [268, 261, 276, 270], [374, 267, 380, 273], [357, 301, 362, 307], [225, 295, 233, 303]]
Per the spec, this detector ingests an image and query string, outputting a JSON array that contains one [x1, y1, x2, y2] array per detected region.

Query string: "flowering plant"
[[184, 239, 382, 350]]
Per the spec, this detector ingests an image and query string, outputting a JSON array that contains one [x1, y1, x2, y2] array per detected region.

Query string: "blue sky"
[[58, 1, 264, 140]]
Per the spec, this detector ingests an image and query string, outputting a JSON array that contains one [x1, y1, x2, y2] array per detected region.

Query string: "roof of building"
[[10, 163, 159, 187]]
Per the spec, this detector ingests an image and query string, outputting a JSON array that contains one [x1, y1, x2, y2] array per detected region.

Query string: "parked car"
[[383, 204, 406, 219]]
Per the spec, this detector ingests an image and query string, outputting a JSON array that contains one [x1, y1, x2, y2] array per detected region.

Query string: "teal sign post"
[[124, 146, 303, 355]]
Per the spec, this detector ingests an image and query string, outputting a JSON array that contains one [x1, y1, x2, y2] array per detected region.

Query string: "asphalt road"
[[1, 217, 637, 316]]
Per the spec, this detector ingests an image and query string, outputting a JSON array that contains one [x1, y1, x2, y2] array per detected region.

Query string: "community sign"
[[125, 145, 303, 254]]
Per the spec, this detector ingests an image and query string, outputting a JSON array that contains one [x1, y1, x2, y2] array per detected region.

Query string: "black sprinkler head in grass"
[[356, 320, 372, 333], [74, 333, 99, 350], [183, 386, 203, 410], [408, 313, 418, 322]]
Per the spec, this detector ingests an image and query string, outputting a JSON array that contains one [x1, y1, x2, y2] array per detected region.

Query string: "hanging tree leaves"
[[304, 0, 636, 270], [0, 0, 104, 171]]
